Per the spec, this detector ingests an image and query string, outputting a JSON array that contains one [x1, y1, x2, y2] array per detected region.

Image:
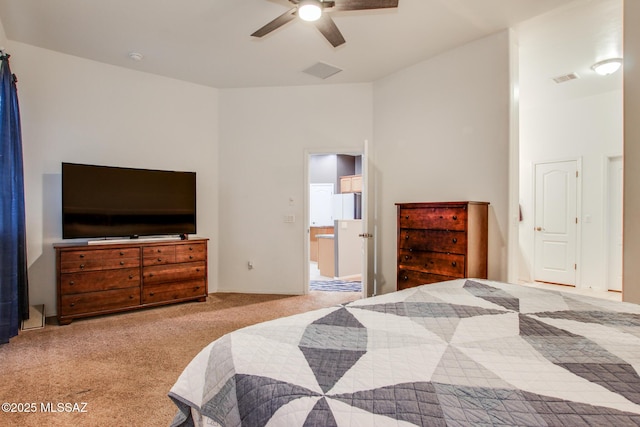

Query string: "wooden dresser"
[[54, 238, 208, 325], [396, 202, 488, 290]]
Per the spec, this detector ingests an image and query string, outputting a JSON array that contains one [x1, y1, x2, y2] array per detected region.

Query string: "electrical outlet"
[[284, 214, 295, 223]]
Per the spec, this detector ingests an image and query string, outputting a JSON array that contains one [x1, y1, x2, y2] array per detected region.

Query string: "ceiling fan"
[[251, 0, 399, 47]]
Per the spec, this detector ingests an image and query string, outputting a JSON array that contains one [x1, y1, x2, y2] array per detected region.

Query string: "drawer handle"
[[189, 247, 194, 251], [404, 255, 410, 260], [453, 215, 458, 220], [129, 275, 133, 279], [149, 292, 155, 296], [120, 251, 124, 256], [451, 261, 457, 267], [79, 264, 85, 269], [79, 254, 85, 258], [189, 255, 194, 260], [439, 216, 443, 219], [157, 258, 162, 262], [195, 286, 200, 290], [452, 238, 457, 244], [157, 249, 162, 253], [405, 235, 409, 240], [120, 261, 125, 265], [403, 276, 408, 281], [405, 215, 409, 220], [70, 303, 75, 307], [69, 281, 75, 286], [196, 268, 200, 272], [129, 295, 134, 299], [149, 273, 154, 277]]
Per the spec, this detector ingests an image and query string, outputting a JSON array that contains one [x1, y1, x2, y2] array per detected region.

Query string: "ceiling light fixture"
[[128, 52, 144, 61], [591, 58, 622, 76], [298, 0, 322, 22]]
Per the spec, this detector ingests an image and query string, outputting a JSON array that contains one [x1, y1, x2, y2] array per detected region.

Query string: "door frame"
[[303, 147, 369, 299], [603, 154, 623, 292], [531, 157, 583, 288]]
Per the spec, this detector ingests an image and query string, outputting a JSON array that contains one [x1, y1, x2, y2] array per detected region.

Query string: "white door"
[[361, 140, 374, 297], [533, 160, 578, 285], [310, 183, 334, 226], [607, 156, 623, 291]]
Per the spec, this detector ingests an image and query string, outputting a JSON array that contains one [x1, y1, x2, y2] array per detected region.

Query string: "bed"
[[169, 279, 640, 426]]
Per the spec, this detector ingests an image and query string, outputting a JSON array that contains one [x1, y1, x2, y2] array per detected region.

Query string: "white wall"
[[0, 13, 6, 46], [517, 0, 623, 291], [623, 0, 640, 303], [519, 91, 622, 289], [373, 31, 511, 294], [217, 84, 372, 294], [8, 41, 219, 316]]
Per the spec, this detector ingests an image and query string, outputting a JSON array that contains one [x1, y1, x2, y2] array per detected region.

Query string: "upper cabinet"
[[340, 174, 362, 193]]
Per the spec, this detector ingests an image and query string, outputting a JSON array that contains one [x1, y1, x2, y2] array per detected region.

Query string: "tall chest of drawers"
[[55, 238, 208, 325], [396, 202, 488, 290]]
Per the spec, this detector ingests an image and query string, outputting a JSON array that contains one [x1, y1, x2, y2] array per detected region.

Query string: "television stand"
[[54, 238, 208, 325]]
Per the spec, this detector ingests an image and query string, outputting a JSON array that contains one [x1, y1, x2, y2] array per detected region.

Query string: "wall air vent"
[[303, 62, 342, 79], [552, 73, 580, 83]]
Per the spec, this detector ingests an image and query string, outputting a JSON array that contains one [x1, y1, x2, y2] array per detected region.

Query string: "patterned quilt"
[[169, 279, 640, 426]]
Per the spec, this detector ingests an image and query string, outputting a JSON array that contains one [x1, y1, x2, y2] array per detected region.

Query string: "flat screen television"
[[62, 162, 196, 239]]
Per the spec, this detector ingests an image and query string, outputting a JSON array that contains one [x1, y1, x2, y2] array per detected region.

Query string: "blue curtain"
[[0, 53, 29, 344]]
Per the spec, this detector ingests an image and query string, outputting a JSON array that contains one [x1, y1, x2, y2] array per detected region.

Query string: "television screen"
[[62, 163, 196, 239]]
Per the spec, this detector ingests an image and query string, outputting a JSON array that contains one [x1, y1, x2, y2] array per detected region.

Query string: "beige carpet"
[[0, 291, 361, 427]]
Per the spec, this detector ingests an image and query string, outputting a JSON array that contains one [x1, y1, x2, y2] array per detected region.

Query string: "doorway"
[[533, 159, 580, 286], [306, 152, 365, 295]]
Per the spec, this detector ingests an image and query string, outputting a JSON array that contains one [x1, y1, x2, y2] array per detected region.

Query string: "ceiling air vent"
[[303, 62, 342, 80], [552, 73, 580, 84]]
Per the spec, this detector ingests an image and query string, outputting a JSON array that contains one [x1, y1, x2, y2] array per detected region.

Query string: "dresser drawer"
[[60, 249, 104, 264], [176, 243, 207, 262], [176, 243, 206, 263], [143, 279, 206, 304], [143, 262, 206, 285], [143, 245, 176, 266], [60, 268, 140, 294], [398, 250, 465, 277], [60, 248, 139, 263], [399, 229, 467, 254], [60, 248, 140, 273], [399, 207, 467, 231], [60, 259, 104, 273], [397, 269, 457, 290], [60, 287, 140, 316]]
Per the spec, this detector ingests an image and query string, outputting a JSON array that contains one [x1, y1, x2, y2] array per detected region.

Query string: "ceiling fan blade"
[[314, 14, 346, 47], [251, 8, 297, 38], [332, 0, 398, 11]]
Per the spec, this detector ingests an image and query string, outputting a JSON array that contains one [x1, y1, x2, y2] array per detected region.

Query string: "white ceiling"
[[0, 0, 585, 89]]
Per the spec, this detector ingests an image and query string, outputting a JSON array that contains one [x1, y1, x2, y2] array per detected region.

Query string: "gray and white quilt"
[[169, 279, 640, 426]]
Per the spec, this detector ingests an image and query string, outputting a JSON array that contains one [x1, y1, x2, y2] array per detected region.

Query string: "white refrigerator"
[[332, 193, 361, 220]]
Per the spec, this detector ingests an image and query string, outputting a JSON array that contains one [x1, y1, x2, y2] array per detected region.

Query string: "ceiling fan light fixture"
[[298, 0, 322, 22], [591, 58, 622, 76]]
